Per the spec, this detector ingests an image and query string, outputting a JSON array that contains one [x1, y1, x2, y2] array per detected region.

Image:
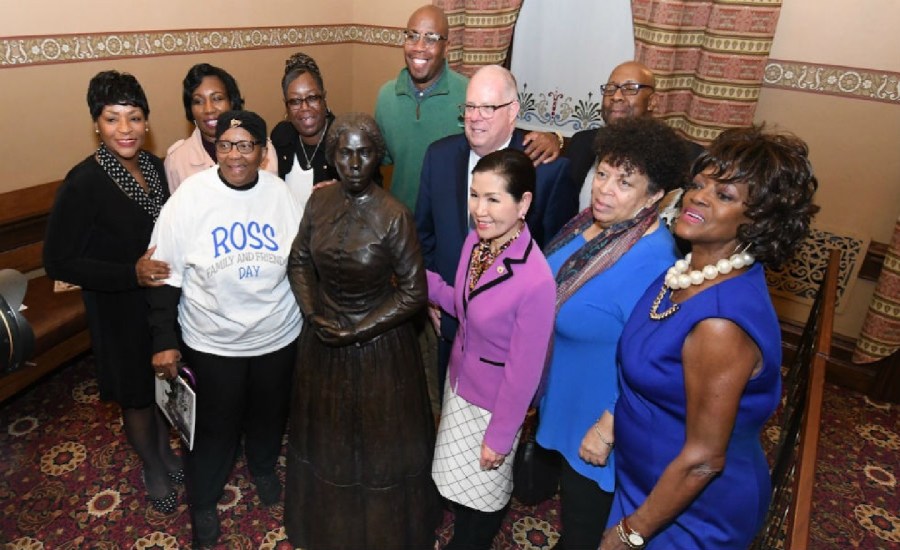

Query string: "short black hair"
[[472, 148, 535, 202], [692, 125, 819, 268], [282, 52, 326, 97], [592, 117, 690, 195], [87, 70, 149, 120], [325, 113, 386, 165], [181, 63, 244, 122]]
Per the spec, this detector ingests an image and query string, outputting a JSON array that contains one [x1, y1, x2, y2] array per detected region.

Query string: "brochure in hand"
[[155, 367, 196, 451]]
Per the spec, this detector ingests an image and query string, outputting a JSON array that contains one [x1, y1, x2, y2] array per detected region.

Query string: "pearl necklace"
[[650, 251, 755, 320], [664, 252, 755, 290]]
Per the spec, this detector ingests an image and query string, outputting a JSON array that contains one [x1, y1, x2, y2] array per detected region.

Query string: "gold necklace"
[[649, 284, 679, 320]]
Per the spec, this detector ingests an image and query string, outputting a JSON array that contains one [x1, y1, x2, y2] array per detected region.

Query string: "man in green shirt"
[[376, 4, 562, 212]]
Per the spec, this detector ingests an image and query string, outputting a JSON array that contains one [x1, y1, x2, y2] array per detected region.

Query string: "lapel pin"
[[497, 266, 506, 275]]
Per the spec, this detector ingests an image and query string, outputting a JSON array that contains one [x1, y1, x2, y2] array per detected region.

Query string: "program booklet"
[[155, 373, 196, 451]]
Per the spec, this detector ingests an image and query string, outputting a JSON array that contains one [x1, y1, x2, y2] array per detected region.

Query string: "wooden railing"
[[752, 248, 840, 549]]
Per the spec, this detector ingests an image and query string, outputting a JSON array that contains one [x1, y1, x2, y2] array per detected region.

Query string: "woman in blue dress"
[[601, 126, 819, 549]]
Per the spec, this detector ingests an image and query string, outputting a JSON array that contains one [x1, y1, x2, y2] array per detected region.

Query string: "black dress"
[[285, 183, 439, 550], [43, 155, 169, 408]]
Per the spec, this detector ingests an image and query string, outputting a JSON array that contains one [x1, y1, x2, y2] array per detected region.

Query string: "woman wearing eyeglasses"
[[165, 63, 277, 193], [270, 52, 343, 212], [148, 110, 302, 548]]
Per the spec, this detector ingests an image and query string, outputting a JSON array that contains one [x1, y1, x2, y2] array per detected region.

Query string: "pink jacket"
[[427, 225, 556, 454], [164, 127, 278, 193]]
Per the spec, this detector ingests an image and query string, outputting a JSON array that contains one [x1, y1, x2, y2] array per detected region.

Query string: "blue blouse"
[[537, 223, 679, 491]]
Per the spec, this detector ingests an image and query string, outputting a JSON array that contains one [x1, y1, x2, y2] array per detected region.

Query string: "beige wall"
[[0, 0, 420, 191], [754, 0, 900, 337], [0, 1, 354, 35]]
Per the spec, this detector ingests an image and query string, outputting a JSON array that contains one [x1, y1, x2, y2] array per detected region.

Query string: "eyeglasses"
[[599, 83, 655, 96], [285, 94, 324, 110], [403, 30, 447, 47], [459, 100, 516, 119], [215, 140, 261, 154]]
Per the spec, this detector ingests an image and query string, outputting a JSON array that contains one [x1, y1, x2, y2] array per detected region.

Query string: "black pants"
[[182, 341, 296, 509], [446, 501, 510, 550], [556, 458, 614, 550]]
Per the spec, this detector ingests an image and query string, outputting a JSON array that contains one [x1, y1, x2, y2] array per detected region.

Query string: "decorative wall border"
[[6, 30, 900, 108], [0, 25, 403, 68], [764, 59, 900, 105]]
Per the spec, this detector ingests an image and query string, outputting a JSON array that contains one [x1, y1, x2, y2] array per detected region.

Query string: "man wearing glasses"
[[375, 4, 562, 213], [416, 64, 577, 396], [566, 61, 704, 211]]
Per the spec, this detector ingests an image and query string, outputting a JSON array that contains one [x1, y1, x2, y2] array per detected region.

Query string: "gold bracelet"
[[553, 131, 565, 151], [593, 422, 613, 447], [616, 520, 633, 547]]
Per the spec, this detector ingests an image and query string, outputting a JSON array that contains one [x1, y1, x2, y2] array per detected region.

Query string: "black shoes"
[[166, 468, 185, 486], [254, 474, 282, 506], [142, 470, 178, 515], [192, 507, 221, 548]]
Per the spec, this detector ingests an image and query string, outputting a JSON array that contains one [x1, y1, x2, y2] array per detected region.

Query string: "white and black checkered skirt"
[[431, 379, 521, 512]]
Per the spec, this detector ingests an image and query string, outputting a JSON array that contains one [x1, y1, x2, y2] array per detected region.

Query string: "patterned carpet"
[[1, 356, 898, 549]]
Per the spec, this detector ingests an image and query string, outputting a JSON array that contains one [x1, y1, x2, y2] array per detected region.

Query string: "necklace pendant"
[[649, 284, 680, 320]]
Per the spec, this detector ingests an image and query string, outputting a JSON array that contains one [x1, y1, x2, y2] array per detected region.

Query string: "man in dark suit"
[[416, 65, 577, 392], [567, 61, 704, 211]]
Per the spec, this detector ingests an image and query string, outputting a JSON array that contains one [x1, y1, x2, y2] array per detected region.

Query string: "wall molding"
[[764, 59, 900, 105], [0, 25, 403, 68]]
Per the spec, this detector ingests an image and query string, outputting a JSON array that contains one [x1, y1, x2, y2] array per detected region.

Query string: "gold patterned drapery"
[[631, 0, 782, 143], [433, 0, 524, 78], [853, 217, 900, 364]]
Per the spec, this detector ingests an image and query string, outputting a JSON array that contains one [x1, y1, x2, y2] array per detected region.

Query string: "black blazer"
[[415, 129, 577, 340]]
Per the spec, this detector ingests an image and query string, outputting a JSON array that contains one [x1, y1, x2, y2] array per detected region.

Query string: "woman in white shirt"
[[149, 110, 301, 548]]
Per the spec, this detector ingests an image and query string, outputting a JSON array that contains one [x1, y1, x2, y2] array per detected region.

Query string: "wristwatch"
[[618, 517, 646, 549]]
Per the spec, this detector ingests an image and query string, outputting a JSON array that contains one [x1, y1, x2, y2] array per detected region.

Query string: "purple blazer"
[[426, 225, 556, 454]]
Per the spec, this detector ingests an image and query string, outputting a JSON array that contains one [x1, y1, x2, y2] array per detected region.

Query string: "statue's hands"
[[311, 315, 356, 346]]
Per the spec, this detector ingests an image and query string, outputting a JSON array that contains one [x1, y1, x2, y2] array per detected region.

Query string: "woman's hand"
[[580, 410, 614, 466], [479, 441, 506, 470], [136, 246, 170, 287], [427, 304, 442, 334], [312, 179, 338, 191], [151, 349, 181, 380], [598, 525, 627, 550]]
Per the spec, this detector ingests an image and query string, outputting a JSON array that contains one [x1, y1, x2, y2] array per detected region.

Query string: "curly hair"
[[592, 117, 690, 195], [324, 113, 386, 165], [693, 125, 820, 268], [87, 70, 149, 120], [281, 52, 326, 97], [180, 63, 244, 122]]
